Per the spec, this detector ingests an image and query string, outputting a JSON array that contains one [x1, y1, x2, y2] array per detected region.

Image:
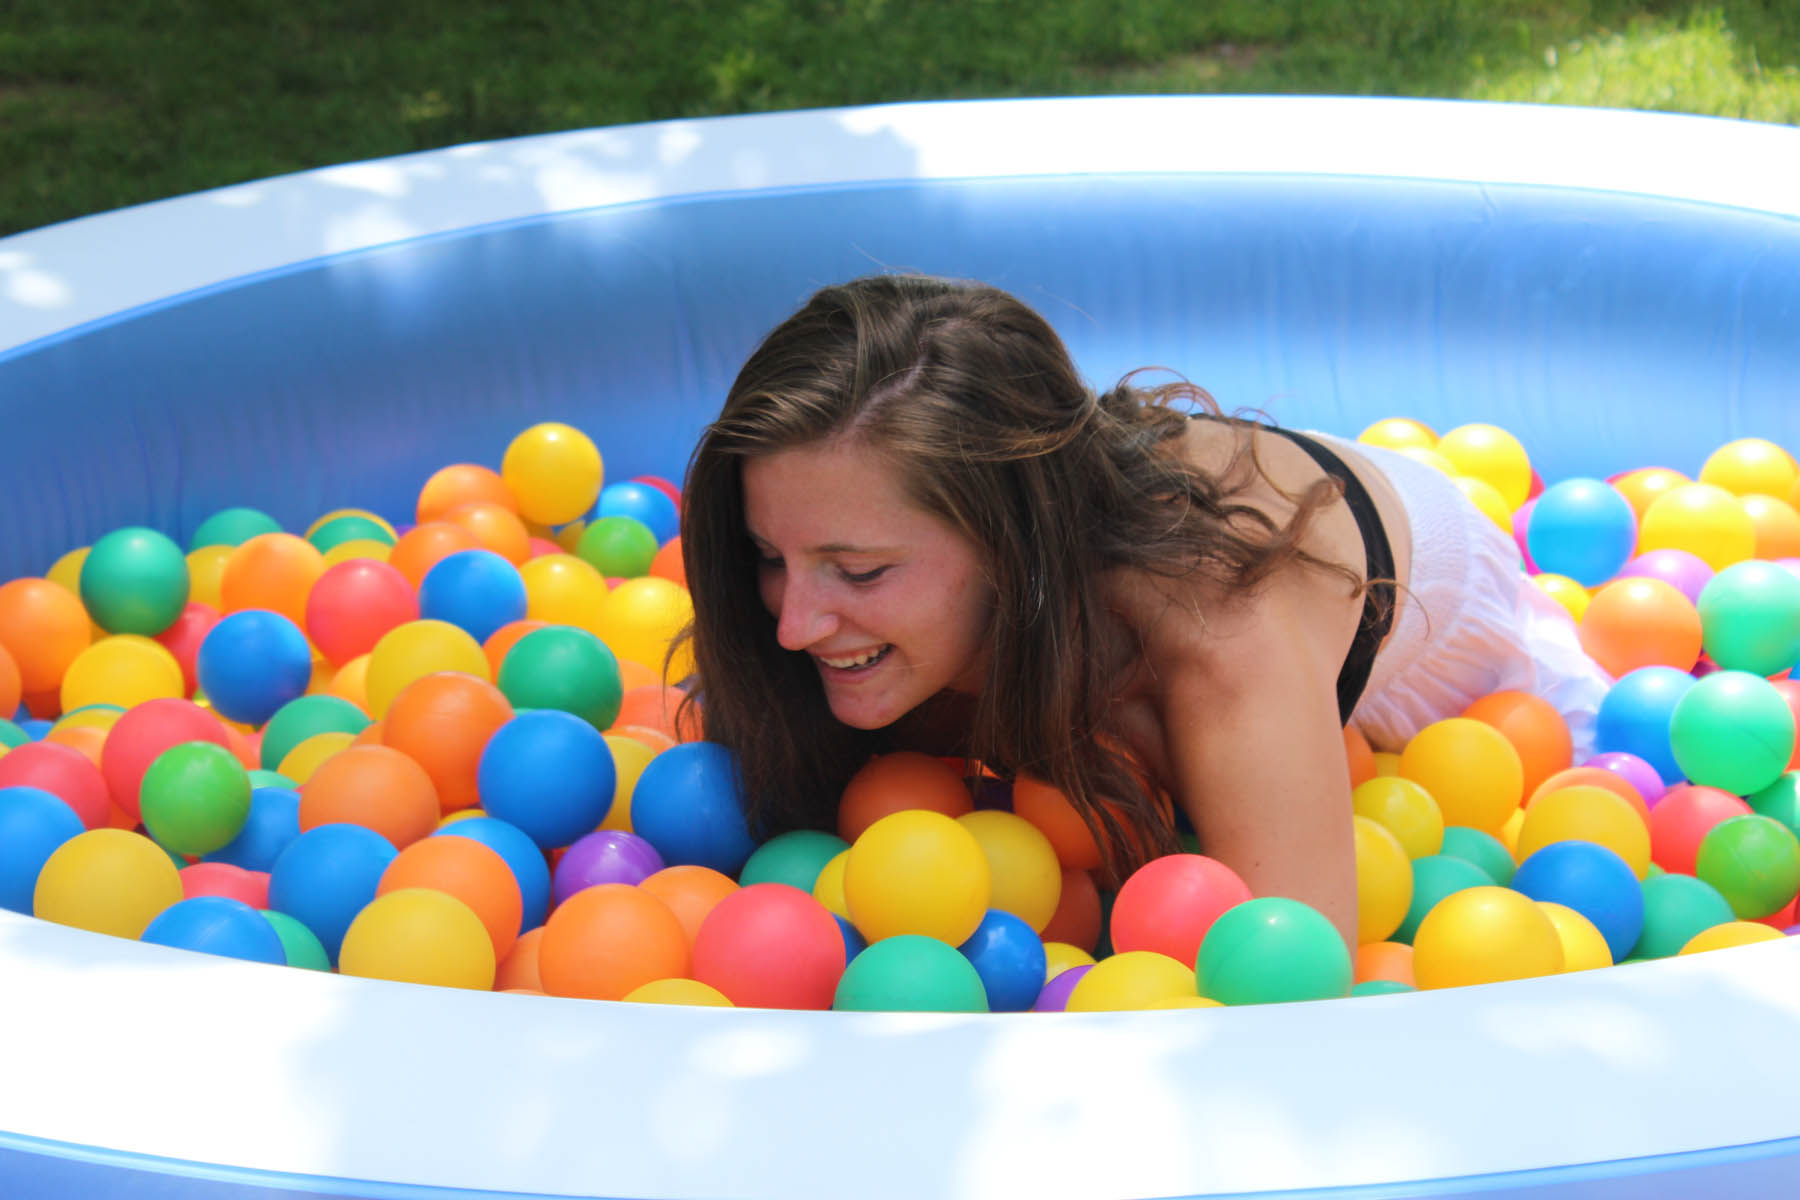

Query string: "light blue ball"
[[196, 609, 313, 726], [1526, 478, 1638, 587], [598, 481, 680, 545], [1594, 666, 1698, 785]]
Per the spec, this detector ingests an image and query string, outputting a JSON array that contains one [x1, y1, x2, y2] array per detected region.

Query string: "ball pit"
[[3, 96, 1800, 1197]]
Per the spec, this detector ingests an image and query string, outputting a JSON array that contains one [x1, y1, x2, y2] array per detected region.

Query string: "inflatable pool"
[[2, 96, 1800, 1198]]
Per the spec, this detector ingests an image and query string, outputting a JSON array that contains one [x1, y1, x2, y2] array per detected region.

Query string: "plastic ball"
[[1354, 816, 1413, 945], [61, 635, 186, 711], [193, 610, 312, 726], [1743, 495, 1800, 560], [1195, 897, 1354, 1005], [0, 786, 85, 912], [139, 741, 251, 857], [202, 785, 301, 873], [1358, 417, 1437, 452], [1639, 482, 1757, 571], [1107, 853, 1252, 965], [737, 829, 851, 894], [34, 828, 184, 938], [598, 481, 679, 545], [1536, 901, 1614, 971], [502, 423, 604, 527], [191, 507, 282, 550], [299, 745, 440, 850], [639, 864, 740, 945], [1399, 718, 1524, 834], [1510, 840, 1644, 961], [955, 809, 1062, 933], [339, 887, 495, 990], [0, 578, 92, 694], [577, 515, 657, 579], [844, 809, 990, 946], [259, 695, 370, 773], [495, 625, 622, 729], [1696, 560, 1800, 677], [595, 576, 694, 681], [1680, 920, 1786, 954], [417, 464, 515, 525], [1669, 670, 1796, 796], [180, 859, 268, 908], [0, 739, 110, 829], [431, 817, 550, 935], [308, 514, 395, 555], [1594, 666, 1698, 784], [1350, 776, 1444, 859], [958, 909, 1048, 1012], [477, 709, 615, 850], [141, 895, 286, 964], [278, 731, 357, 783], [185, 545, 232, 609], [1695, 814, 1800, 919], [79, 526, 189, 636], [1438, 825, 1516, 886], [1528, 765, 1649, 823], [443, 502, 531, 566], [1353, 940, 1415, 987], [1748, 771, 1800, 838], [305, 559, 419, 668], [689, 882, 846, 1009], [218, 533, 325, 629], [1579, 578, 1702, 677], [1698, 437, 1799, 499], [1515, 786, 1651, 877], [1525, 478, 1637, 586], [418, 549, 528, 645], [1461, 690, 1574, 799], [378, 834, 523, 960], [833, 933, 988, 1012], [1067, 949, 1198, 1011], [388, 522, 483, 589], [539, 882, 688, 1001], [1412, 886, 1563, 989], [624, 979, 733, 1006], [837, 752, 973, 842], [378, 672, 511, 815], [1532, 573, 1590, 623], [552, 830, 665, 904], [267, 822, 398, 963], [364, 620, 491, 720], [518, 554, 609, 632], [1395, 854, 1495, 944], [1583, 751, 1667, 809], [1456, 477, 1513, 531], [1616, 548, 1714, 605], [1032, 963, 1094, 1012], [1436, 423, 1532, 510], [1635, 872, 1738, 958], [1647, 784, 1753, 875], [630, 741, 754, 875], [261, 908, 331, 970]]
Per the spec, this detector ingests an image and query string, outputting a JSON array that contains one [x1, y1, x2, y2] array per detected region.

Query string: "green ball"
[[0, 719, 30, 749], [497, 626, 623, 728], [1696, 561, 1800, 677], [262, 909, 330, 970], [1633, 872, 1737, 958], [1438, 825, 1516, 886], [1351, 979, 1416, 997], [140, 742, 252, 856], [1747, 770, 1800, 840], [260, 695, 372, 770], [80, 525, 190, 635], [191, 507, 282, 550], [249, 769, 297, 790], [1669, 670, 1796, 796], [833, 934, 989, 1012], [576, 516, 659, 578], [1395, 854, 1495, 944], [739, 830, 851, 892], [307, 515, 396, 554], [1694, 813, 1800, 919], [1194, 897, 1352, 1005]]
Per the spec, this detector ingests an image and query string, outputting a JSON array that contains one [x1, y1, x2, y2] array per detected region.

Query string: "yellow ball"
[[1437, 423, 1532, 511], [1143, 994, 1223, 1009], [1499, 807, 1526, 858], [364, 620, 491, 719], [47, 546, 89, 596], [1532, 573, 1591, 623], [1412, 886, 1564, 989], [322, 539, 394, 567], [1515, 786, 1651, 878], [811, 849, 850, 920], [1679, 920, 1786, 955], [1396, 446, 1459, 476], [956, 810, 1062, 932], [60, 635, 186, 711], [844, 810, 990, 945], [1638, 482, 1757, 571], [502, 422, 604, 526], [521, 554, 610, 633], [1454, 475, 1515, 531], [1351, 776, 1445, 859], [1698, 437, 1799, 500], [597, 577, 695, 682], [1043, 941, 1097, 982], [1371, 751, 1403, 778], [1357, 417, 1438, 452], [1354, 816, 1413, 946], [279, 730, 359, 784], [554, 520, 588, 554], [1536, 901, 1613, 971], [327, 653, 372, 713], [1066, 950, 1198, 1011], [599, 734, 657, 833], [54, 704, 125, 734], [339, 888, 495, 990], [185, 544, 232, 609], [306, 508, 397, 541], [34, 829, 183, 939], [624, 978, 734, 1006], [1399, 718, 1523, 835]]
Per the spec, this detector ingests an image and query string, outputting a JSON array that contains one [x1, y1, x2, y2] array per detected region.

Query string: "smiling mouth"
[[816, 645, 892, 671]]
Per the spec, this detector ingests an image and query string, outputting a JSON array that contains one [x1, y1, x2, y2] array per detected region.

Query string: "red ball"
[[153, 602, 222, 696], [631, 475, 683, 514], [1648, 784, 1753, 877], [1109, 853, 1252, 966], [690, 882, 846, 1010], [99, 697, 232, 821], [0, 740, 110, 829], [180, 861, 270, 908], [304, 559, 419, 667]]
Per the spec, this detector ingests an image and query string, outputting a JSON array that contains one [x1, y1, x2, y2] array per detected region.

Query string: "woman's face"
[[741, 438, 994, 731]]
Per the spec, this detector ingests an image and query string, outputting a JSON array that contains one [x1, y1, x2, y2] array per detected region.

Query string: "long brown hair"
[[678, 275, 1354, 881]]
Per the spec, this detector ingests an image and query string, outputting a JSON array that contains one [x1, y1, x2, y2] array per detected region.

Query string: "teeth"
[[820, 646, 887, 669]]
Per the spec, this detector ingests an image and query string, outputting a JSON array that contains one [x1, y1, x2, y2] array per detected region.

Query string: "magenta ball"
[[551, 830, 665, 906], [1512, 497, 1538, 573], [1618, 549, 1715, 604], [1032, 964, 1093, 1012], [1582, 750, 1668, 808]]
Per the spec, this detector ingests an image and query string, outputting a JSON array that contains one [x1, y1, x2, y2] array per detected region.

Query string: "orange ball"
[[1353, 940, 1416, 987], [417, 463, 517, 525], [611, 685, 700, 743], [0, 643, 20, 722], [1037, 866, 1102, 953], [482, 619, 550, 678], [388, 522, 483, 590], [43, 722, 107, 766], [1742, 494, 1800, 560], [1528, 766, 1650, 823], [538, 882, 689, 1000], [649, 537, 686, 588], [1343, 724, 1377, 787], [445, 502, 531, 566], [377, 834, 523, 960], [610, 724, 679, 754], [0, 577, 93, 692], [1460, 690, 1572, 798], [298, 744, 440, 849], [220, 534, 326, 627], [1011, 775, 1102, 871], [381, 672, 514, 814], [496, 926, 545, 991], [1611, 467, 1689, 520], [639, 864, 741, 945], [836, 751, 974, 842], [1579, 577, 1702, 677]]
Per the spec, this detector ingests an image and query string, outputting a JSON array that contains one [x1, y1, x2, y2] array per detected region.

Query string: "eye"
[[755, 552, 784, 571], [839, 565, 890, 585]]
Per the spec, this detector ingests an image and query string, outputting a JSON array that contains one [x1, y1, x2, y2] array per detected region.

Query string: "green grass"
[[4, 1, 1798, 237]]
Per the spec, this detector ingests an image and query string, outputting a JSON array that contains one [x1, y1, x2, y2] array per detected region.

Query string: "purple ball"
[[552, 830, 665, 906], [1617, 548, 1714, 603], [1581, 750, 1668, 808], [1032, 963, 1094, 1012], [1512, 497, 1538, 573]]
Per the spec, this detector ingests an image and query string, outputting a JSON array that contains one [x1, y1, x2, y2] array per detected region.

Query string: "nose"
[[770, 570, 839, 652]]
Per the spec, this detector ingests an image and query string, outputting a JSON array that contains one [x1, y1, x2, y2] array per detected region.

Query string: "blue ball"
[[19, 718, 52, 741], [477, 710, 616, 851], [418, 549, 529, 644], [202, 786, 301, 872], [267, 823, 397, 964], [598, 481, 680, 545], [835, 914, 867, 964], [0, 786, 85, 913], [959, 909, 1048, 1012], [197, 609, 313, 726], [1595, 666, 1698, 785], [435, 816, 553, 931], [1511, 840, 1645, 962], [630, 741, 756, 876], [141, 896, 288, 964], [1526, 478, 1639, 586]]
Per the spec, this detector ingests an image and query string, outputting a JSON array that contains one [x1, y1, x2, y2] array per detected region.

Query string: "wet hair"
[[677, 274, 1356, 881]]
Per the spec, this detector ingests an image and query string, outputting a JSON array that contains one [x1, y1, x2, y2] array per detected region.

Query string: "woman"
[[678, 274, 1610, 947]]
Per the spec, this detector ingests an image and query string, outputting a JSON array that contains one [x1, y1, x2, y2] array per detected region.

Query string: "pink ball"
[[0, 741, 110, 829], [181, 861, 270, 908], [691, 882, 846, 1010], [1512, 497, 1539, 573], [1617, 548, 1714, 604], [1648, 784, 1752, 876], [1109, 853, 1253, 965], [1582, 751, 1668, 808], [304, 559, 419, 667]]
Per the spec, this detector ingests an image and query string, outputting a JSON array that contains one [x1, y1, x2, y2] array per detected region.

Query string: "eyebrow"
[[746, 531, 899, 556]]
